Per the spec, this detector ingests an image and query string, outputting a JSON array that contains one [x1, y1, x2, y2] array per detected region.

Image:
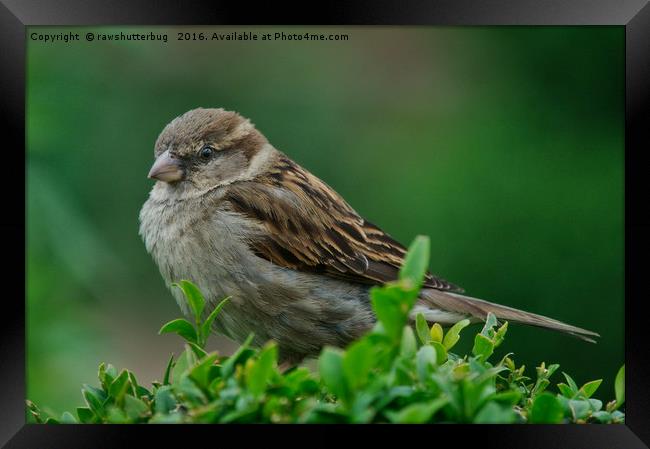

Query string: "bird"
[[139, 107, 599, 365]]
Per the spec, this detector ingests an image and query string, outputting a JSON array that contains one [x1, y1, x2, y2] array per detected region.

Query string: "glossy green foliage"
[[27, 237, 624, 424]]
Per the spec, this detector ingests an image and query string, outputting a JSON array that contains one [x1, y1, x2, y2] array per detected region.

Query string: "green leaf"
[[579, 379, 602, 398], [472, 334, 495, 361], [562, 372, 579, 394], [399, 235, 430, 291], [172, 280, 206, 324], [400, 326, 417, 358], [442, 319, 470, 350], [82, 385, 107, 418], [188, 342, 208, 359], [319, 347, 348, 403], [344, 338, 378, 390], [567, 398, 592, 421], [123, 395, 149, 420], [188, 352, 220, 390], [452, 362, 470, 380], [163, 353, 175, 385], [532, 378, 550, 397], [430, 322, 444, 343], [480, 312, 498, 337], [60, 411, 77, 424], [474, 402, 518, 424], [370, 285, 408, 340], [430, 341, 448, 365], [615, 364, 625, 408], [493, 321, 508, 347], [489, 390, 522, 405], [200, 296, 230, 344], [247, 343, 278, 397], [374, 386, 413, 411], [415, 313, 431, 345], [170, 348, 195, 384], [416, 345, 437, 382], [98, 362, 115, 391], [557, 383, 574, 398], [106, 406, 129, 424], [589, 398, 603, 412], [385, 397, 448, 424], [220, 333, 255, 378], [149, 411, 185, 424], [127, 371, 140, 397], [591, 411, 613, 423], [545, 363, 560, 379], [611, 410, 625, 423], [76, 407, 96, 424], [154, 385, 177, 414], [529, 392, 565, 423], [159, 318, 198, 344], [176, 375, 207, 404], [109, 370, 131, 401]]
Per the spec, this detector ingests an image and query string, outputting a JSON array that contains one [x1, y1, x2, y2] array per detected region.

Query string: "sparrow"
[[139, 108, 599, 365]]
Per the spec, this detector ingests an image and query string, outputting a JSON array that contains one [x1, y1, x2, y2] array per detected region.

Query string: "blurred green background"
[[27, 26, 623, 415]]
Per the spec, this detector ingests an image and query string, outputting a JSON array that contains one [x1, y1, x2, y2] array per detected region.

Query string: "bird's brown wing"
[[222, 155, 463, 292]]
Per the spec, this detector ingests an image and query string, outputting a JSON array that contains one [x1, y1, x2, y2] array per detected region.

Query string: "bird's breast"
[[139, 194, 262, 315], [139, 189, 376, 355]]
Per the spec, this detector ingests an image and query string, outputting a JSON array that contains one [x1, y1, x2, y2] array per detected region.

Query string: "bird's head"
[[148, 108, 269, 191]]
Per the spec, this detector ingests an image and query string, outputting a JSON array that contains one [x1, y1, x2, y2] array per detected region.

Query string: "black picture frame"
[[2, 0, 648, 447]]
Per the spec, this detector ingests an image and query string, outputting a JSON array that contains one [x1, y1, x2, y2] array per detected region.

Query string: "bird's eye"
[[199, 146, 214, 159]]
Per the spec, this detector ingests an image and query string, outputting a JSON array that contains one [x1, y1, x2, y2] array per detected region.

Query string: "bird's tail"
[[420, 289, 600, 343]]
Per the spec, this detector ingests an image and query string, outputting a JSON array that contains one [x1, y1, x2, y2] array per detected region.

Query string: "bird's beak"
[[148, 150, 184, 183]]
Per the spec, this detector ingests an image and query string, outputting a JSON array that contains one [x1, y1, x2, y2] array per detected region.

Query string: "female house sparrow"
[[139, 108, 598, 364]]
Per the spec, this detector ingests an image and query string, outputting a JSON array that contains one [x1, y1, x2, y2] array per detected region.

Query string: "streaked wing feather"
[[223, 155, 463, 292]]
